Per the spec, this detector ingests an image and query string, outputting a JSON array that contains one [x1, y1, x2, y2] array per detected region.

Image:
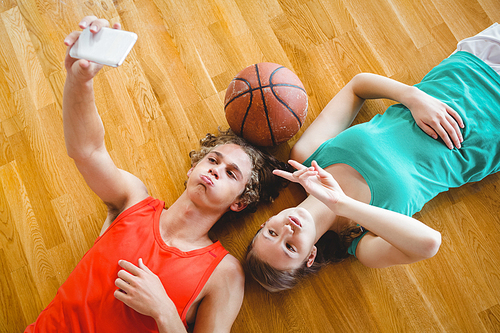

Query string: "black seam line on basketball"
[[224, 78, 251, 111], [269, 67, 303, 127], [225, 80, 306, 106], [234, 78, 253, 136], [255, 63, 276, 146]]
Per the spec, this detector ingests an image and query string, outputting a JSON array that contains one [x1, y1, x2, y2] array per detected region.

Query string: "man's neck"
[[158, 192, 225, 251]]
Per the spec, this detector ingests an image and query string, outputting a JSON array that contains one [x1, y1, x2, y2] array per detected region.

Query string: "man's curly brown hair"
[[189, 128, 291, 213]]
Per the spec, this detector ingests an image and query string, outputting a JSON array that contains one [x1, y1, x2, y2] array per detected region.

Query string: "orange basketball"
[[224, 63, 308, 146]]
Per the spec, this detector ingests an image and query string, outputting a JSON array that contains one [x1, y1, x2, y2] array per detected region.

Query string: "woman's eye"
[[208, 157, 216, 163], [286, 244, 296, 252], [268, 230, 277, 236], [227, 170, 235, 178]]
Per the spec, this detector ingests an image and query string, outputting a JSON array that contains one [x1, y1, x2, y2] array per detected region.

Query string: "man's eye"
[[286, 244, 296, 252]]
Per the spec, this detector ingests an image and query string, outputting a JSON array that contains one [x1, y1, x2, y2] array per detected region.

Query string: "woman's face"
[[251, 207, 318, 271]]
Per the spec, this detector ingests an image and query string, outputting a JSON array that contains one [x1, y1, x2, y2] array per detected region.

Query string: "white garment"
[[453, 22, 500, 75]]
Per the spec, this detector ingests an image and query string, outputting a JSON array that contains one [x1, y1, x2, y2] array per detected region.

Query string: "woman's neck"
[[298, 195, 340, 243], [301, 163, 371, 242]]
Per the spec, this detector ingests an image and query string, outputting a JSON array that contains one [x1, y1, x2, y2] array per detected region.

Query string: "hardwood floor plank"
[[479, 304, 500, 333], [0, 249, 27, 332], [0, 14, 26, 94], [431, 0, 493, 40], [2, 6, 53, 110], [0, 174, 27, 272], [0, 161, 59, 306]]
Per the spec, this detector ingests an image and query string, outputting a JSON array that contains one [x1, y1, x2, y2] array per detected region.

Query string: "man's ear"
[[229, 199, 248, 212], [306, 246, 317, 267]]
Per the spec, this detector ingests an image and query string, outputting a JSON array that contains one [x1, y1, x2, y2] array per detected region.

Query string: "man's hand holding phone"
[[64, 16, 137, 82]]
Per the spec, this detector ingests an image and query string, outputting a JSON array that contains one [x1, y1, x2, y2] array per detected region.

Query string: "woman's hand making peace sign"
[[273, 160, 347, 211]]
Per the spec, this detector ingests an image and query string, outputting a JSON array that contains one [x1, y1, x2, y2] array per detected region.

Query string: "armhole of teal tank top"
[[347, 229, 370, 257]]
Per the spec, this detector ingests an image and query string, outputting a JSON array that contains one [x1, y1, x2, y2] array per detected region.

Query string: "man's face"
[[186, 144, 253, 213]]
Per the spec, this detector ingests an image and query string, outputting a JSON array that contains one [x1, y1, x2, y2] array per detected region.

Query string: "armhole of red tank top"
[[180, 245, 229, 327], [95, 196, 157, 243]]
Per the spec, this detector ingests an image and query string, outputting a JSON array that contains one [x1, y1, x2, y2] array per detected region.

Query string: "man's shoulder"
[[210, 253, 245, 289], [217, 253, 244, 277]]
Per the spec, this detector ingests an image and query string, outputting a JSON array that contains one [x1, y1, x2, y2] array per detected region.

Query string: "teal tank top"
[[303, 51, 500, 256]]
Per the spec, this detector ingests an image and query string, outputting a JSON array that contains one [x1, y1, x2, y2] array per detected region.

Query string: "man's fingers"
[[118, 259, 141, 275], [77, 59, 90, 69], [63, 31, 82, 46], [117, 268, 136, 282], [79, 16, 98, 29], [79, 16, 110, 33], [138, 258, 152, 273], [115, 277, 131, 291], [114, 288, 130, 303]]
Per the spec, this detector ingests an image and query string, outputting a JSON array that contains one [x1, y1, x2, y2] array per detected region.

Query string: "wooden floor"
[[1, 0, 500, 332]]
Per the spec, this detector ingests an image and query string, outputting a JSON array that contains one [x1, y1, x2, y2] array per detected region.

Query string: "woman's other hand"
[[406, 87, 464, 149]]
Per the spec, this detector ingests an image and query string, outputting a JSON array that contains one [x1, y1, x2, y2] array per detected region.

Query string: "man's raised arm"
[[63, 16, 147, 223]]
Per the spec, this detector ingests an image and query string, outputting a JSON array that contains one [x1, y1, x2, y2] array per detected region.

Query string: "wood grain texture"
[[0, 0, 499, 332]]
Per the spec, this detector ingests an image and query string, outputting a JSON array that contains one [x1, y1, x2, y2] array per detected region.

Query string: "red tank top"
[[25, 197, 229, 332]]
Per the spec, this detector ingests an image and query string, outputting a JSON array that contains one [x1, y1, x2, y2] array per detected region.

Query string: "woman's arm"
[[351, 73, 464, 149], [275, 160, 441, 268], [292, 73, 464, 163], [336, 197, 441, 268], [291, 76, 366, 163]]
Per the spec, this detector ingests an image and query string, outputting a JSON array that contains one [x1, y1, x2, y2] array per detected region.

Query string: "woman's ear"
[[306, 246, 317, 267], [260, 218, 270, 228], [187, 167, 193, 177]]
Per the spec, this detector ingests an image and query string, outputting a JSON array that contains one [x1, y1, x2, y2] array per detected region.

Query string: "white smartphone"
[[69, 27, 138, 67]]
